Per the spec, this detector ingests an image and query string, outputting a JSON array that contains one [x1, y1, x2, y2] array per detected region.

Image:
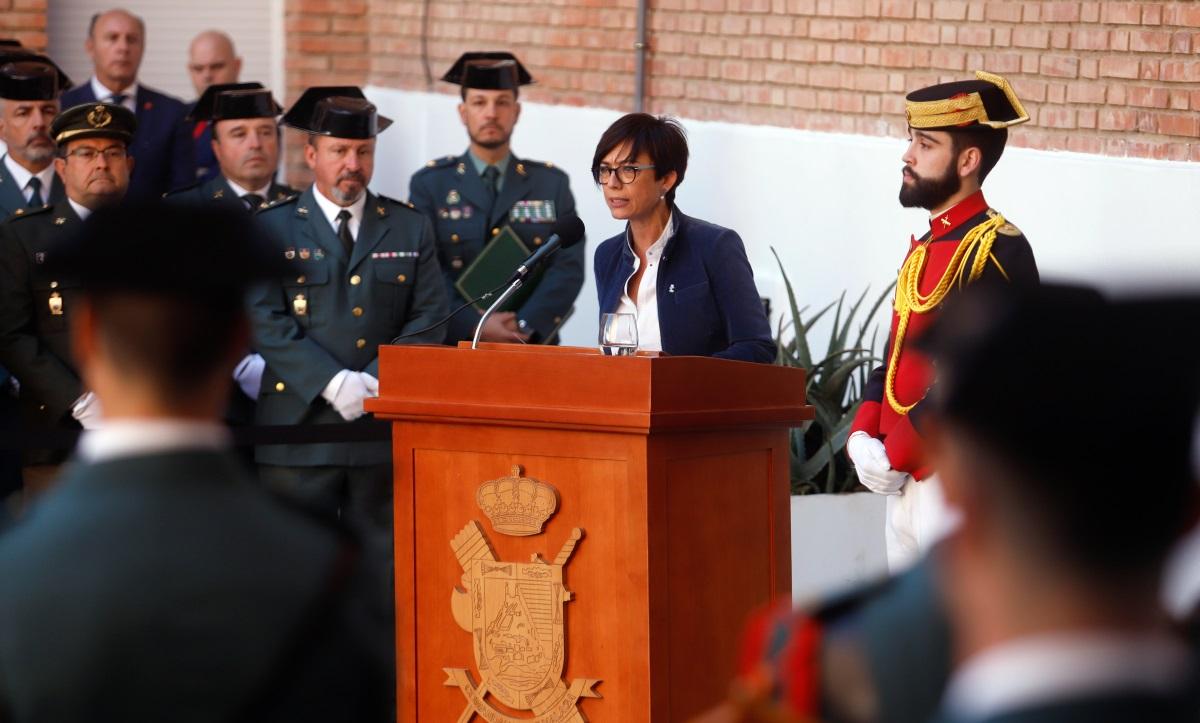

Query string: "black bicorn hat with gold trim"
[[0, 51, 72, 100], [50, 102, 136, 145], [186, 81, 282, 123], [905, 70, 1029, 131], [281, 86, 392, 139], [442, 51, 534, 91]]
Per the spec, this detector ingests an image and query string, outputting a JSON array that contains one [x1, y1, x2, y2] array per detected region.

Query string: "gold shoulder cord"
[[884, 214, 1006, 415]]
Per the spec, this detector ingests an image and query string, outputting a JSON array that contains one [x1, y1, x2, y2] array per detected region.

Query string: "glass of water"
[[600, 313, 638, 356]]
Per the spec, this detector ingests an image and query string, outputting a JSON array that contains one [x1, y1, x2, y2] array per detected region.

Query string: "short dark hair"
[[948, 127, 1007, 183], [460, 86, 519, 102], [87, 10, 146, 39], [89, 293, 245, 399], [592, 113, 688, 207]]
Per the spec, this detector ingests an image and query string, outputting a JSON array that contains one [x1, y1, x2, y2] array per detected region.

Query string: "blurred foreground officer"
[[250, 87, 446, 535], [846, 71, 1039, 571], [409, 52, 583, 343], [0, 202, 391, 723], [0, 102, 134, 492], [0, 51, 70, 219], [166, 82, 295, 210], [925, 287, 1200, 723]]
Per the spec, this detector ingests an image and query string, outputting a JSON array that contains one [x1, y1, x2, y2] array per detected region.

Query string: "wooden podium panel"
[[368, 345, 810, 722]]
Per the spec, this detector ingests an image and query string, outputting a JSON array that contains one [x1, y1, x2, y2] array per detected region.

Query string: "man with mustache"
[[0, 102, 135, 493], [845, 72, 1039, 571], [59, 8, 194, 200], [409, 52, 583, 344], [249, 86, 447, 559]]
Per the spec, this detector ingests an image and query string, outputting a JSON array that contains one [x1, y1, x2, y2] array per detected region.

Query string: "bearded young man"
[[846, 72, 1040, 571]]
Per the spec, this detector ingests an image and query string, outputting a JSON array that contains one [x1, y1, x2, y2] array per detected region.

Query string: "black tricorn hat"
[[905, 70, 1029, 130], [0, 52, 71, 100], [187, 82, 282, 123], [0, 39, 22, 48], [281, 86, 392, 138], [45, 200, 289, 299], [441, 52, 534, 90], [50, 102, 136, 145]]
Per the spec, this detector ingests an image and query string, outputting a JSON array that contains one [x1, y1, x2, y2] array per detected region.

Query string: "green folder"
[[454, 224, 546, 313]]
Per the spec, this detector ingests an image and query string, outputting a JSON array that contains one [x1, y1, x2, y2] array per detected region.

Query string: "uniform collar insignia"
[[928, 190, 989, 240]]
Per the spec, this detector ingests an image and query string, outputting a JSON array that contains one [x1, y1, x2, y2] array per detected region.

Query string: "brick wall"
[[0, 0, 48, 52], [353, 0, 1200, 163]]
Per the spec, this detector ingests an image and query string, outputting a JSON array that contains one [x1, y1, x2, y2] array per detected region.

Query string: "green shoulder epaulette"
[[4, 204, 55, 224]]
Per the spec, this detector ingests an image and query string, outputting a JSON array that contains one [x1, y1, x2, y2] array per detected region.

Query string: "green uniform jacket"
[[408, 151, 584, 343], [0, 449, 391, 722], [0, 201, 84, 463], [163, 173, 298, 212], [249, 186, 448, 467], [0, 156, 64, 223]]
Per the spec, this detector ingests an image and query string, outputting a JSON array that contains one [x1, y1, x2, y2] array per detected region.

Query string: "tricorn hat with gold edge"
[[905, 70, 1029, 130]]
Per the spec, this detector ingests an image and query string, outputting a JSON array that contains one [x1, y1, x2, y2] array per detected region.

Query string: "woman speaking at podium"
[[591, 113, 776, 363]]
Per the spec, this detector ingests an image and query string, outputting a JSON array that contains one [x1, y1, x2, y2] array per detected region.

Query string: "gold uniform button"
[[14, 209, 23, 216], [296, 275, 306, 284], [38, 404, 46, 411], [275, 382, 285, 392], [491, 227, 500, 237], [451, 258, 464, 270], [356, 338, 367, 349], [49, 281, 58, 289], [450, 233, 460, 243], [553, 316, 563, 323], [533, 237, 543, 246], [396, 274, 407, 283], [350, 274, 361, 285], [352, 306, 363, 317]]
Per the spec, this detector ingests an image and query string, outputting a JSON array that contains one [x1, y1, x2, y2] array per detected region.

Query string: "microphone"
[[506, 215, 586, 284]]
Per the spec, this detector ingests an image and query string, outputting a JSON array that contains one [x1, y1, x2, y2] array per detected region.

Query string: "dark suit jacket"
[[594, 210, 776, 363], [0, 157, 63, 222], [0, 448, 391, 722], [60, 82, 195, 200], [249, 187, 448, 467], [932, 689, 1200, 723], [188, 113, 219, 183]]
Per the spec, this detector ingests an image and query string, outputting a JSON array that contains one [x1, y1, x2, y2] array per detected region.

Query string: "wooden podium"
[[367, 344, 812, 722]]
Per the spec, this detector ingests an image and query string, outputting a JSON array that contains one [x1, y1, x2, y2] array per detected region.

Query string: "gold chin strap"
[[884, 213, 1006, 415]]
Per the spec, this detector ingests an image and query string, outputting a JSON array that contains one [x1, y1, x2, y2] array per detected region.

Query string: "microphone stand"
[[471, 277, 524, 349]]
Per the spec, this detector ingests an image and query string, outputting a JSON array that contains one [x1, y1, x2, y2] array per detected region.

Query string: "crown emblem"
[[87, 105, 112, 129], [476, 465, 558, 536]]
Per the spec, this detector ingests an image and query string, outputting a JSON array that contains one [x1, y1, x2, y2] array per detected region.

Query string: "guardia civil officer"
[[249, 86, 447, 538], [0, 201, 391, 723], [845, 71, 1040, 571], [409, 52, 583, 344], [165, 82, 296, 211], [0, 101, 135, 492]]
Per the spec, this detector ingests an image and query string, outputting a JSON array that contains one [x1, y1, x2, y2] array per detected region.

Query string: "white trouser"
[[885, 473, 961, 573]]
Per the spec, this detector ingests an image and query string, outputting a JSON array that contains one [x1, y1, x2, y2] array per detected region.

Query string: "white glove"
[[846, 431, 910, 495], [321, 369, 371, 421], [71, 391, 103, 430], [360, 372, 379, 398], [232, 353, 265, 400]]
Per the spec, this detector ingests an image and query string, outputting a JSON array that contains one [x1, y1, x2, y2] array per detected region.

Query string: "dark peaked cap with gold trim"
[[187, 81, 281, 122], [281, 86, 391, 138], [441, 51, 534, 90], [905, 70, 1029, 130], [50, 102, 136, 145]]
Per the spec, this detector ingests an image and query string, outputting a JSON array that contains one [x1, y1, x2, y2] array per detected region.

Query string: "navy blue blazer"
[[594, 210, 776, 363], [61, 82, 195, 200]]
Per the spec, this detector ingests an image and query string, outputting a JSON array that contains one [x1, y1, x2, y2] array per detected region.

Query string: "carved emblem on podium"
[[446, 468, 600, 721]]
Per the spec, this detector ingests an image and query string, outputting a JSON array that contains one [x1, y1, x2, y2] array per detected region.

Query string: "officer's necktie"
[[482, 165, 500, 204], [242, 193, 265, 212], [26, 177, 43, 209], [336, 209, 354, 257], [110, 93, 127, 108]]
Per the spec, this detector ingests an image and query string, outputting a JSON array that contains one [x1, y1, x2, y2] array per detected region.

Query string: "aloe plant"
[[771, 248, 894, 495]]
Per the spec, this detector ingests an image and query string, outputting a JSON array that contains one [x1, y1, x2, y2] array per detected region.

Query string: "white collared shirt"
[[77, 418, 231, 463], [3, 154, 55, 205], [225, 177, 272, 205], [89, 77, 138, 113], [310, 183, 366, 242], [941, 632, 1192, 720], [615, 212, 674, 353], [67, 198, 91, 221]]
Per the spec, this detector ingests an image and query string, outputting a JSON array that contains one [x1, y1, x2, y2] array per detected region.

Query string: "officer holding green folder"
[[408, 52, 583, 344]]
